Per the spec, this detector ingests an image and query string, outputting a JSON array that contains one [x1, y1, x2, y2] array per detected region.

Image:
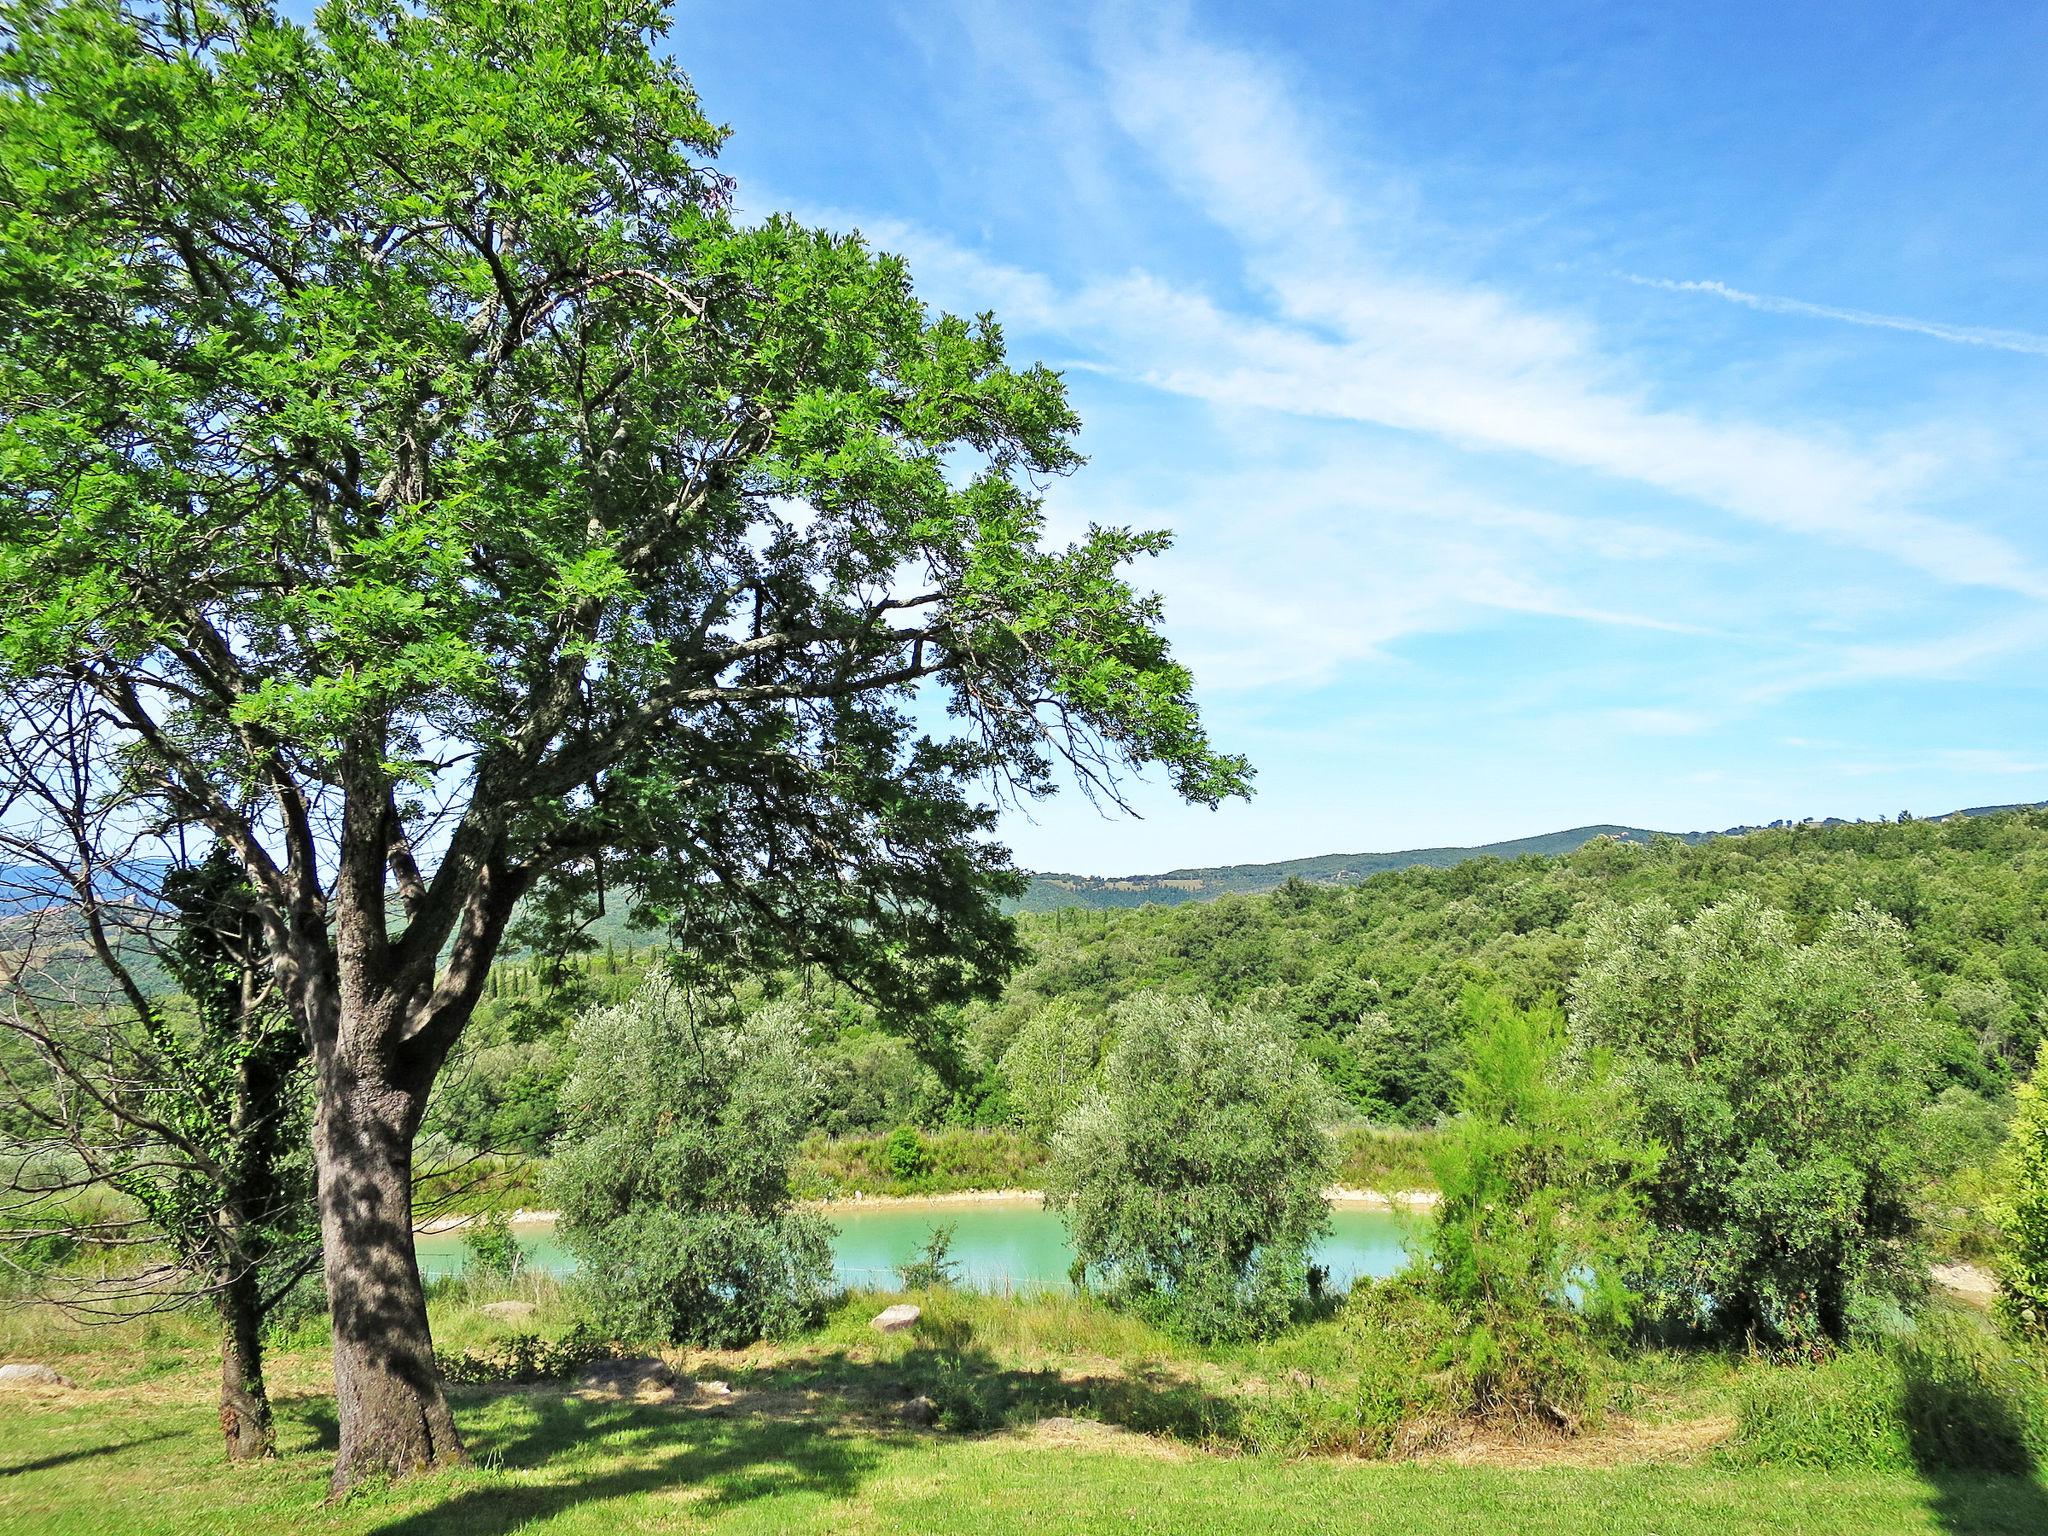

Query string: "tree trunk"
[[219, 1264, 275, 1460], [314, 1065, 465, 1493]]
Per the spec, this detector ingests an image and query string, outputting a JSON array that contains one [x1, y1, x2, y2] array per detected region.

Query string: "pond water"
[[415, 1198, 1421, 1293]]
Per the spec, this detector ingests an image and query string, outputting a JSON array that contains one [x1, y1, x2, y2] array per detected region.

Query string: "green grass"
[[2, 1287, 2046, 1534], [3, 1384, 2046, 1535]]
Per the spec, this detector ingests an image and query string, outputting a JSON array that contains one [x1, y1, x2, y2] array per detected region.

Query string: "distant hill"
[[1010, 802, 2048, 912]]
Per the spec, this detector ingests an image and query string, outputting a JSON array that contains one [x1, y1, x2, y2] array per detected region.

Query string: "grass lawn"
[[3, 1384, 2046, 1536], [2, 1289, 2044, 1535]]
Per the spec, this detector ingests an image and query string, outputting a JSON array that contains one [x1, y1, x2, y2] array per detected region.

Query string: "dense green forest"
[[432, 809, 2048, 1164], [1006, 801, 2044, 911]]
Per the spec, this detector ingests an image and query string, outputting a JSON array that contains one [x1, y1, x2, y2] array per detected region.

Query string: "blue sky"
[[698, 5, 2046, 871]]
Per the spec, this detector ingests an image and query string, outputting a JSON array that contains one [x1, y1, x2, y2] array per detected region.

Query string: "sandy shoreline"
[[416, 1186, 1436, 1233]]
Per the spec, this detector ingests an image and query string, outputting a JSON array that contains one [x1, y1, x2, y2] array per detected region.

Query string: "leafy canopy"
[[0, 0, 1249, 1049], [543, 974, 833, 1347], [1572, 895, 1938, 1349], [1045, 993, 1335, 1342]]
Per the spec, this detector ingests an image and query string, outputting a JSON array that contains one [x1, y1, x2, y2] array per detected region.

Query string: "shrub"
[[883, 1124, 931, 1182], [1991, 1037, 2048, 1339], [441, 1324, 619, 1386], [897, 1224, 961, 1290], [1422, 989, 1652, 1424], [1724, 1314, 2048, 1473], [461, 1209, 527, 1284], [544, 976, 835, 1347], [1246, 1278, 1453, 1456], [1573, 896, 1939, 1350], [998, 1000, 1111, 1142], [1045, 993, 1335, 1343]]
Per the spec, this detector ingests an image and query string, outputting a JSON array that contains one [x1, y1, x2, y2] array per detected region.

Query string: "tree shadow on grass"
[[1900, 1337, 2048, 1536], [0, 1430, 180, 1478], [364, 1336, 1241, 1536]]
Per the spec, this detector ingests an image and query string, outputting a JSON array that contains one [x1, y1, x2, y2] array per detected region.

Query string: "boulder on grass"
[[481, 1300, 538, 1323], [577, 1357, 675, 1395], [0, 1363, 72, 1388], [870, 1303, 920, 1334]]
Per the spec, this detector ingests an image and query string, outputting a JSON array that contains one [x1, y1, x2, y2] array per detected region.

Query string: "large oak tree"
[[0, 0, 1249, 1489]]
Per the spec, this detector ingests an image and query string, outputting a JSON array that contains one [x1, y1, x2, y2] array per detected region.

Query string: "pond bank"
[[415, 1185, 1439, 1233]]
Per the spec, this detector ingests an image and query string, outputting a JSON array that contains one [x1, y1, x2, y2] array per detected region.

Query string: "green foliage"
[[438, 1323, 617, 1386], [1045, 994, 1336, 1343], [1573, 896, 1939, 1350], [0, 0, 1248, 1049], [897, 1224, 962, 1291], [996, 999, 1111, 1141], [460, 1210, 527, 1285], [1422, 989, 1652, 1422], [882, 1125, 932, 1182], [544, 976, 834, 1347], [1242, 1278, 1454, 1456], [790, 1126, 1043, 1199], [997, 811, 2048, 1127], [1724, 1313, 2048, 1473], [1991, 1038, 2048, 1339], [1331, 1125, 1440, 1192]]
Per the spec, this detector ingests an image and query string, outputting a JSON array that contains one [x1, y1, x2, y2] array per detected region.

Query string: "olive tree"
[[544, 977, 833, 1347], [1571, 896, 1937, 1349], [1046, 995, 1333, 1341], [0, 0, 1248, 1486]]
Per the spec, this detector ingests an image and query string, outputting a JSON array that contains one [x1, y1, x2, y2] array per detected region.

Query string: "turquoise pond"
[[414, 1199, 1421, 1293]]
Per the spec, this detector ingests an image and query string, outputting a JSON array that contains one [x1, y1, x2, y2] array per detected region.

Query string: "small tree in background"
[[1424, 989, 1653, 1425], [1046, 994, 1334, 1342], [544, 976, 833, 1347], [999, 999, 1111, 1142], [1990, 1038, 2048, 1340], [1573, 896, 1937, 1350]]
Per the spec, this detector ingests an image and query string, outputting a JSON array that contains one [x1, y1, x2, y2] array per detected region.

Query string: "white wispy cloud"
[[1624, 275, 2048, 358]]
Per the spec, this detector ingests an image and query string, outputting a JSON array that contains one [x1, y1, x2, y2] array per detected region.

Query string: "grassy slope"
[[2, 1380, 2042, 1535], [3, 1289, 2046, 1536], [16, 1392, 2048, 1536]]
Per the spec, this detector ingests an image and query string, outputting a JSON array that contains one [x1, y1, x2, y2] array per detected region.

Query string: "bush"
[[897, 1224, 961, 1290], [1991, 1038, 2048, 1339], [883, 1124, 930, 1182], [544, 976, 835, 1347], [998, 1000, 1111, 1141], [790, 1126, 1044, 1199], [1573, 896, 1939, 1350], [1422, 989, 1652, 1424], [461, 1209, 527, 1284], [1045, 993, 1335, 1343], [441, 1324, 618, 1386], [1724, 1314, 2048, 1473], [1244, 1278, 1453, 1456]]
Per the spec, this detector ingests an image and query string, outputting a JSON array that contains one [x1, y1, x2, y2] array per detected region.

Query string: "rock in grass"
[[577, 1357, 674, 1394], [896, 1394, 940, 1427], [481, 1300, 538, 1322], [870, 1303, 920, 1333], [0, 1363, 72, 1388]]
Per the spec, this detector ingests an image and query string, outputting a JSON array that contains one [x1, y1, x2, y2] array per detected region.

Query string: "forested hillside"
[[981, 811, 2048, 1123], [1009, 824, 1667, 911], [1008, 801, 2046, 912], [430, 809, 2048, 1161]]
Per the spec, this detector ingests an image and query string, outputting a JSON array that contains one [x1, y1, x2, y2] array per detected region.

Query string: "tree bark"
[[218, 1264, 275, 1461], [314, 1060, 465, 1493]]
